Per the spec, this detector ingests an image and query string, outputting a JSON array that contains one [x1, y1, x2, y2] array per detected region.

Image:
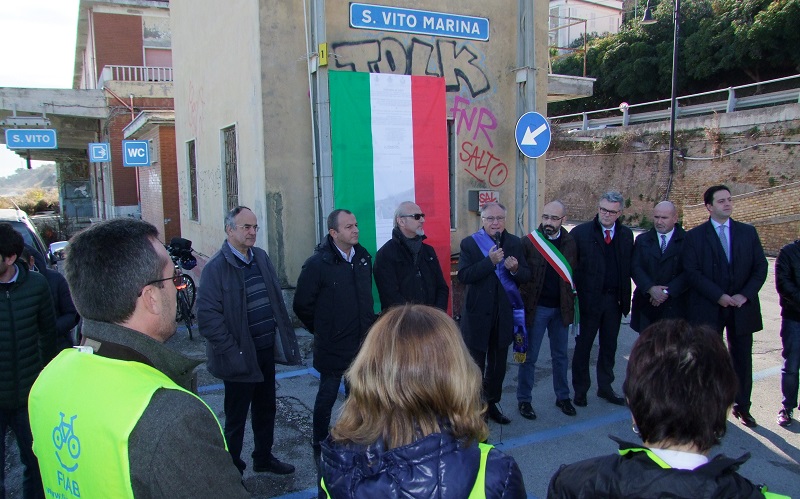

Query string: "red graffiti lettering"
[[459, 141, 508, 187], [479, 191, 498, 206], [449, 96, 497, 148]]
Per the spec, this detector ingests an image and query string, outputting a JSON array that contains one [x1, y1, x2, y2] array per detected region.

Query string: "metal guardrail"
[[551, 74, 800, 131], [97, 65, 174, 88]]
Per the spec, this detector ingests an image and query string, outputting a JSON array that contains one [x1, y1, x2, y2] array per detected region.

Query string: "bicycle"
[[167, 237, 198, 339]]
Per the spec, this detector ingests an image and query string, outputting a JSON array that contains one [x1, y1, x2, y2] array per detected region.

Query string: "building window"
[[448, 118, 456, 230], [187, 139, 199, 221], [222, 125, 238, 211]]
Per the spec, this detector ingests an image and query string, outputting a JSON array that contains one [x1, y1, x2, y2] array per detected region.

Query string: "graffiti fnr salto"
[[330, 37, 490, 97]]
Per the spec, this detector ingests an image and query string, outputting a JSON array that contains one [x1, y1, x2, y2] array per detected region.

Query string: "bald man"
[[630, 201, 688, 332]]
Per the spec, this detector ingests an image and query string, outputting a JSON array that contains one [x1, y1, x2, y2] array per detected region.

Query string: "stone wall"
[[545, 104, 800, 255]]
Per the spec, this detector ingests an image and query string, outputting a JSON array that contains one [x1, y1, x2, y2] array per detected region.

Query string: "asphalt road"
[[4, 257, 798, 498]]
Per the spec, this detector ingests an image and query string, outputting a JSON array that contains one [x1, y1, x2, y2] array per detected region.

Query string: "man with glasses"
[[570, 191, 634, 407], [630, 201, 687, 333], [29, 218, 249, 497], [458, 202, 530, 424], [517, 200, 578, 420], [374, 201, 449, 311], [197, 206, 300, 476]]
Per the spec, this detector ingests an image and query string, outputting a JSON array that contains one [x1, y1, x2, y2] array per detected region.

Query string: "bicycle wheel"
[[183, 274, 197, 309], [177, 291, 194, 340]]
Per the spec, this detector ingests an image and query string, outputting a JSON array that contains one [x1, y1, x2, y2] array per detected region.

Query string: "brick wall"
[[545, 115, 800, 255], [106, 113, 138, 206], [683, 182, 800, 255], [93, 13, 143, 75], [158, 126, 181, 242]]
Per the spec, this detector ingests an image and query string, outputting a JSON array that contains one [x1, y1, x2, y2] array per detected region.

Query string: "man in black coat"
[[293, 209, 376, 462], [571, 191, 634, 407], [683, 185, 767, 428], [776, 238, 800, 427], [374, 201, 449, 311], [457, 202, 530, 424], [630, 201, 687, 333]]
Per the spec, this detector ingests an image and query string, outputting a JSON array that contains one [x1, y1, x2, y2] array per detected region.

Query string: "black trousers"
[[468, 320, 508, 405], [223, 345, 276, 473], [572, 293, 622, 397], [719, 308, 753, 411], [0, 407, 44, 499], [312, 370, 349, 448]]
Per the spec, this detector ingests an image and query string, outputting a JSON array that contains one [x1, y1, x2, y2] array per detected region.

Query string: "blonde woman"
[[320, 304, 525, 498]]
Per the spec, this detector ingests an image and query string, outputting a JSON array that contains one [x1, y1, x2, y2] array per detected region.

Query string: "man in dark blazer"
[[630, 201, 687, 333], [683, 185, 767, 428], [458, 202, 530, 424], [571, 191, 634, 407]]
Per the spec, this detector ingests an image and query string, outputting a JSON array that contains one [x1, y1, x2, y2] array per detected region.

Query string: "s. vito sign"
[[350, 3, 489, 42]]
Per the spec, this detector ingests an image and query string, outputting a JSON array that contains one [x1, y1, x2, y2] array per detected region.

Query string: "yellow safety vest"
[[321, 442, 493, 498], [29, 348, 224, 499]]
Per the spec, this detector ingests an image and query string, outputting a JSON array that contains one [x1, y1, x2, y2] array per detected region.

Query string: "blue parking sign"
[[122, 140, 150, 167]]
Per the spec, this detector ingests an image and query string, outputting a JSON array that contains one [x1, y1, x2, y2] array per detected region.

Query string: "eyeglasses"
[[541, 214, 564, 221], [139, 269, 186, 296], [399, 213, 425, 220], [599, 207, 620, 216], [235, 224, 259, 232], [482, 216, 506, 222]]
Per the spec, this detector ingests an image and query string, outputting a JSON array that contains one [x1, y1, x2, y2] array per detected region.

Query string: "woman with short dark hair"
[[320, 304, 525, 498], [548, 319, 786, 498]]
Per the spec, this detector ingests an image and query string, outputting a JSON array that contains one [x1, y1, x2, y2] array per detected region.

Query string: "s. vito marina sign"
[[350, 3, 489, 42]]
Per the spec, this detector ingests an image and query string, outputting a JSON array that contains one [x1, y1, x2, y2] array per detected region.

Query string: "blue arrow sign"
[[515, 112, 551, 159], [88, 142, 110, 162], [5, 129, 58, 149], [122, 140, 150, 167]]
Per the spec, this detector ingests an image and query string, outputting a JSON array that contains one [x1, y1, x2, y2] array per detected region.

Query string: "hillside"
[[0, 164, 58, 196]]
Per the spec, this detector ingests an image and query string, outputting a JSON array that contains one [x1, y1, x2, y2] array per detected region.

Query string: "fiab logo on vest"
[[52, 412, 81, 497]]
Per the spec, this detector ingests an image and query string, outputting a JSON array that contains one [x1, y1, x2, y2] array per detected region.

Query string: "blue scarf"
[[471, 229, 527, 363]]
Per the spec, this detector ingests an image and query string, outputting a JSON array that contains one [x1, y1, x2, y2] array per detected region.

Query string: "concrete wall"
[[172, 0, 265, 263]]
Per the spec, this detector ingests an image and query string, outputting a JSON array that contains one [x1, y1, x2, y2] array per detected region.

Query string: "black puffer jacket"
[[776, 240, 800, 322], [28, 245, 79, 349], [0, 262, 58, 410], [374, 228, 449, 311], [548, 438, 767, 498], [321, 432, 526, 498], [293, 236, 376, 373]]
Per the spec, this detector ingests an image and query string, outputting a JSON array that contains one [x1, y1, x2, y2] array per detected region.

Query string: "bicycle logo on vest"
[[53, 412, 81, 472]]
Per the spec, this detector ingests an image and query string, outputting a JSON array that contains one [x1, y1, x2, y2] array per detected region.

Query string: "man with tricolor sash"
[[570, 191, 634, 408], [457, 202, 530, 425], [517, 201, 578, 420]]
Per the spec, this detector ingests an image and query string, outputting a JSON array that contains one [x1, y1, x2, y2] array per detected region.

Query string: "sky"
[[0, 0, 80, 177]]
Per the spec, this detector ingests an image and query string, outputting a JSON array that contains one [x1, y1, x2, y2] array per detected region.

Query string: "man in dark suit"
[[630, 201, 687, 333], [683, 185, 767, 428], [458, 202, 530, 424], [571, 191, 634, 407]]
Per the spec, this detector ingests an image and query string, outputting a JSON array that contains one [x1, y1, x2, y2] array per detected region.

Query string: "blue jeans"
[[517, 306, 570, 402], [781, 318, 800, 409]]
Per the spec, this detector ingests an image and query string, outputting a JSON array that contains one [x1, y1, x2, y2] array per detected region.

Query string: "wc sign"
[[122, 140, 150, 167]]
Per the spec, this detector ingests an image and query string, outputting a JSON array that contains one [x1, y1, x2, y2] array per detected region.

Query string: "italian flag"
[[329, 71, 451, 306]]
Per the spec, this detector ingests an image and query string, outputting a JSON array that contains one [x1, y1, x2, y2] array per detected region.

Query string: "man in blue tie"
[[683, 185, 767, 428], [630, 201, 687, 333]]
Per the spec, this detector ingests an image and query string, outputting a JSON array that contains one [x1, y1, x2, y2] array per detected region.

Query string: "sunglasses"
[[400, 213, 425, 220]]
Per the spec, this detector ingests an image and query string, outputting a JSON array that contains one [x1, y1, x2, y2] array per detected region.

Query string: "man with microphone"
[[457, 202, 530, 424]]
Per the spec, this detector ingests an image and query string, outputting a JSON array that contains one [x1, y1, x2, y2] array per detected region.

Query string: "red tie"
[[604, 230, 612, 244]]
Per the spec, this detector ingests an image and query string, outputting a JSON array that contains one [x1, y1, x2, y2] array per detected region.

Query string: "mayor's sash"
[[471, 229, 527, 363], [526, 229, 580, 326]]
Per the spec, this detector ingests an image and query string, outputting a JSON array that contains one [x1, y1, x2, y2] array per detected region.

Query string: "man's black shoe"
[[487, 403, 511, 424], [518, 402, 537, 420], [253, 456, 295, 475], [732, 406, 758, 428], [597, 389, 625, 406], [573, 394, 587, 407], [556, 399, 577, 416]]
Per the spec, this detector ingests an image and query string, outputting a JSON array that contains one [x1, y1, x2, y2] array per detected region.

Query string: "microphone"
[[493, 232, 502, 249]]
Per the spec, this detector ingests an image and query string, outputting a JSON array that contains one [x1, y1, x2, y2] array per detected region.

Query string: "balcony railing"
[[97, 65, 174, 88]]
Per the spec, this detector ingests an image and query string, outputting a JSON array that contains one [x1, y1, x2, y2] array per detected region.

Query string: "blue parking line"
[[197, 367, 314, 394]]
